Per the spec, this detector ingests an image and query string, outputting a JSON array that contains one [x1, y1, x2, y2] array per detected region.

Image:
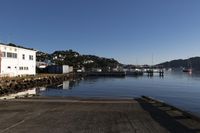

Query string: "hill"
[[156, 57, 200, 70], [37, 49, 121, 71]]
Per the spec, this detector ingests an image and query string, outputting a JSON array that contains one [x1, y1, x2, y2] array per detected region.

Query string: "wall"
[[62, 65, 70, 73], [69, 66, 73, 73]]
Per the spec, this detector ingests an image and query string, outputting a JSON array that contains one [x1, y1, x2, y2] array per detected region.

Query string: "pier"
[[85, 72, 126, 77], [145, 69, 164, 77], [0, 96, 199, 133], [84, 69, 164, 77]]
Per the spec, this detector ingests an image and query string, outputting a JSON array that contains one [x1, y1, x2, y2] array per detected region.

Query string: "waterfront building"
[[77, 67, 85, 73], [0, 43, 36, 77], [47, 65, 73, 74], [91, 68, 102, 72], [36, 61, 48, 69]]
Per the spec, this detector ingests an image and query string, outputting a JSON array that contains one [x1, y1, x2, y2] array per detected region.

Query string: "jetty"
[[145, 69, 164, 77], [85, 72, 126, 77], [0, 96, 199, 133], [82, 69, 164, 77]]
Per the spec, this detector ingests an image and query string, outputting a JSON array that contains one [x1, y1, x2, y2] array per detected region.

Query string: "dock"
[[83, 70, 164, 77], [145, 69, 164, 77], [0, 96, 199, 133], [85, 72, 126, 77]]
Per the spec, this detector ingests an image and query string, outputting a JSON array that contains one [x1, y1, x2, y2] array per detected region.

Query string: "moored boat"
[[183, 68, 192, 73]]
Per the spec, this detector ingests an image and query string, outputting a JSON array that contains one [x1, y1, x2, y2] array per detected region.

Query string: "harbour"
[[37, 71, 200, 117], [1, 71, 200, 132], [1, 71, 200, 116], [1, 0, 200, 132]]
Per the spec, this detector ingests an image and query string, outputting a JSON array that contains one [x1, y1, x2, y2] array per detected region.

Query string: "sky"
[[0, 0, 200, 64]]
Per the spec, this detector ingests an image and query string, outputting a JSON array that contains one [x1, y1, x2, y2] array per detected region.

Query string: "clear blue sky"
[[0, 0, 200, 64]]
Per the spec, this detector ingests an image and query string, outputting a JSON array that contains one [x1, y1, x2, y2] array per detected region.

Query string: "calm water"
[[38, 71, 200, 116]]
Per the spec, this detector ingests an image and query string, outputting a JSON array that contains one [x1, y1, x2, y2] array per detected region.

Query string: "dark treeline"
[[157, 57, 200, 70]]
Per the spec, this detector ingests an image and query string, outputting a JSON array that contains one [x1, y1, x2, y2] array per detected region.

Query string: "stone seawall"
[[0, 73, 77, 96]]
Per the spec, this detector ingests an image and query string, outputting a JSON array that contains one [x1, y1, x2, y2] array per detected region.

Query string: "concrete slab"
[[0, 98, 199, 133]]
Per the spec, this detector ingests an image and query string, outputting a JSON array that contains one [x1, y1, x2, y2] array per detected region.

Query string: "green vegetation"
[[6, 43, 35, 50], [157, 57, 200, 70], [37, 50, 121, 71]]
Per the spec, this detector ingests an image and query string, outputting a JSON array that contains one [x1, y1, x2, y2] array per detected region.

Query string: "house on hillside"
[[0, 43, 36, 77]]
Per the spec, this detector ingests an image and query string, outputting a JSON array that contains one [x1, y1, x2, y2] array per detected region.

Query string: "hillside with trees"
[[37, 49, 121, 71], [156, 57, 200, 71]]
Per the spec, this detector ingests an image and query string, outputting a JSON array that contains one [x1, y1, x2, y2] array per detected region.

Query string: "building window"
[[29, 55, 33, 60], [6, 52, 17, 58], [13, 53, 17, 58], [2, 52, 6, 57], [22, 54, 25, 60], [7, 66, 11, 69], [19, 67, 28, 70], [7, 52, 12, 58]]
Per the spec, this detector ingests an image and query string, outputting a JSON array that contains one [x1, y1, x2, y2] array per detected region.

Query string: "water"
[[38, 71, 200, 116]]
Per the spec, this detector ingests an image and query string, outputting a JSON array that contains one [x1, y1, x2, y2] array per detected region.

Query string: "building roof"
[[0, 43, 37, 51]]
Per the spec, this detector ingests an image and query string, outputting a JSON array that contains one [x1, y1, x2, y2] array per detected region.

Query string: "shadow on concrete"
[[136, 98, 199, 133]]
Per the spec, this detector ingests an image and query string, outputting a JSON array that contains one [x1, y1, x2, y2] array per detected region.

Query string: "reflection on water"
[[38, 71, 200, 116], [63, 81, 69, 90]]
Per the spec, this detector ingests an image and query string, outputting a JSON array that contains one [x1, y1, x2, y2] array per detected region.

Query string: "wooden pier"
[[83, 70, 164, 77], [0, 96, 199, 133], [146, 69, 164, 77], [85, 72, 126, 77]]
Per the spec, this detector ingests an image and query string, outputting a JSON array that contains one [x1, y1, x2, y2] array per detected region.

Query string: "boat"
[[182, 68, 192, 73]]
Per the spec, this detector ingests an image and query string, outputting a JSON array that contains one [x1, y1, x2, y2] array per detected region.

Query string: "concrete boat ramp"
[[0, 96, 200, 133]]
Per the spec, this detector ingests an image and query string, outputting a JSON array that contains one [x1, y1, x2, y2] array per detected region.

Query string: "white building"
[[0, 43, 36, 77], [36, 61, 48, 69]]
